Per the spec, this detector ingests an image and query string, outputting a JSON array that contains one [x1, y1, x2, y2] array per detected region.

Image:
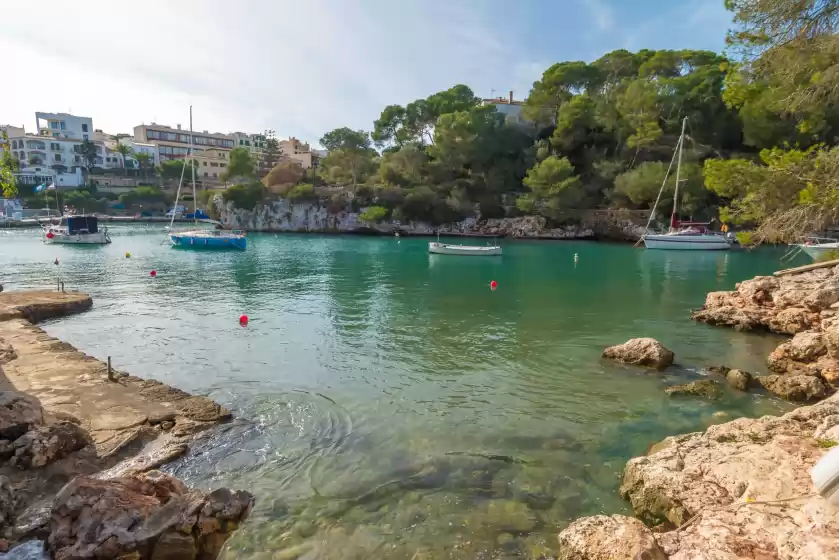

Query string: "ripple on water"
[[1, 227, 807, 558]]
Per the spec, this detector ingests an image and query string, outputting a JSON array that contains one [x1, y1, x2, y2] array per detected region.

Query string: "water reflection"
[[0, 228, 807, 558]]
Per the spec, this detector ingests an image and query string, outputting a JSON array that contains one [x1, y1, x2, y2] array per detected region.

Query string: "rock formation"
[[602, 338, 674, 370], [663, 379, 721, 399], [557, 515, 666, 560], [216, 197, 648, 240], [557, 392, 839, 559], [692, 262, 839, 401], [47, 471, 253, 560]]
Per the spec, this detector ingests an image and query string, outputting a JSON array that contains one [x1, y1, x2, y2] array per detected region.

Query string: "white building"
[[480, 91, 529, 126], [35, 112, 93, 142]]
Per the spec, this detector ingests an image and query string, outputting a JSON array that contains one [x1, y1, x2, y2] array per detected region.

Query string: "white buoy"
[[574, 253, 579, 262]]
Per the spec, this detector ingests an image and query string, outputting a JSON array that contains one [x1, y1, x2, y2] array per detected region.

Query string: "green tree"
[[372, 85, 479, 148], [614, 160, 706, 218], [518, 156, 583, 218], [221, 181, 265, 211], [134, 152, 153, 178], [1, 132, 18, 198], [158, 159, 199, 180], [320, 128, 376, 188], [221, 147, 256, 182], [259, 130, 282, 177], [263, 160, 305, 188], [114, 143, 133, 175]]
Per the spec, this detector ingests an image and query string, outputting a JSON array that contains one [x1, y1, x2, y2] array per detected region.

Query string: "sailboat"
[[642, 117, 733, 251], [167, 107, 247, 250]]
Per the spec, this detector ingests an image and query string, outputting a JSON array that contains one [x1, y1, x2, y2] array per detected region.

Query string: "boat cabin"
[[66, 216, 100, 235]]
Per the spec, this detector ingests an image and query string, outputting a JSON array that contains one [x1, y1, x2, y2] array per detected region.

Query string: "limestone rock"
[[825, 320, 839, 360], [0, 391, 44, 440], [0, 475, 16, 529], [618, 393, 839, 559], [602, 338, 674, 370], [758, 374, 828, 402], [9, 422, 93, 469], [725, 369, 752, 391], [804, 285, 839, 311], [768, 307, 819, 335], [737, 275, 779, 305], [664, 379, 721, 399], [557, 514, 666, 560], [778, 331, 826, 362], [705, 365, 730, 376], [47, 470, 253, 560]]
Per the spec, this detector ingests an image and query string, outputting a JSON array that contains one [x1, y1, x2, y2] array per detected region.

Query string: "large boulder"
[[758, 374, 828, 402], [767, 307, 820, 335], [664, 379, 721, 399], [8, 422, 93, 469], [619, 393, 839, 559], [602, 338, 674, 370], [47, 471, 253, 560], [736, 275, 779, 305], [725, 369, 753, 391], [825, 320, 839, 360], [557, 514, 667, 560], [0, 391, 44, 440]]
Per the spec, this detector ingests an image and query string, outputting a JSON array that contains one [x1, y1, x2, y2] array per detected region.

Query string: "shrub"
[[287, 183, 316, 201], [359, 205, 389, 223], [815, 249, 839, 263], [221, 182, 266, 211], [263, 161, 305, 187]]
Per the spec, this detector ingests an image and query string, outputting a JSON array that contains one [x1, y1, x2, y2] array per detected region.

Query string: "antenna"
[[490, 88, 496, 98]]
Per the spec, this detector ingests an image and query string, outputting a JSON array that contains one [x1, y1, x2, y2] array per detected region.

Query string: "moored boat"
[[44, 215, 111, 245], [796, 237, 839, 260], [166, 106, 246, 251], [428, 242, 502, 256], [641, 117, 733, 251]]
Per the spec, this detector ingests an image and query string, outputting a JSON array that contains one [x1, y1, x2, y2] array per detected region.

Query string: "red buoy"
[[46, 231, 54, 239], [490, 280, 498, 291], [150, 270, 157, 278], [239, 314, 249, 326]]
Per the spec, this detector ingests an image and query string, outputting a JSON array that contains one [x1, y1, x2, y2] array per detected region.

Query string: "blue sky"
[[0, 0, 733, 146]]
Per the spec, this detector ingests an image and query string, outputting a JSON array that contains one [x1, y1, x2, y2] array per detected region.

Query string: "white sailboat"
[[796, 237, 839, 260], [642, 117, 733, 251], [167, 107, 246, 250]]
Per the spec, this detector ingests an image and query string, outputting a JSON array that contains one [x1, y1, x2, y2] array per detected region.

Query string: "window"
[[83, 134, 88, 141], [50, 122, 58, 129], [203, 161, 207, 166], [81, 124, 88, 132], [51, 143, 60, 151], [55, 154, 62, 162], [10, 140, 16, 149], [212, 172, 217, 178], [220, 163, 227, 168], [53, 133, 60, 138], [204, 172, 208, 177], [59, 121, 66, 130], [74, 155, 81, 163], [210, 162, 218, 167]]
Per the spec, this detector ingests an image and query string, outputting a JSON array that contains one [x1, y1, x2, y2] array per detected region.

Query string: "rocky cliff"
[[217, 198, 648, 241]]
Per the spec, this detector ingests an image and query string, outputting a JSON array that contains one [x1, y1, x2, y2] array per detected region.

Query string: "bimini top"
[[66, 215, 99, 234]]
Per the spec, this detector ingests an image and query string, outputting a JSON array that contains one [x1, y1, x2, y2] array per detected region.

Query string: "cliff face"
[[217, 198, 647, 241]]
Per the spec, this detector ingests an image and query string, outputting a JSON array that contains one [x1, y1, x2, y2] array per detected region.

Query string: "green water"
[[0, 225, 805, 559]]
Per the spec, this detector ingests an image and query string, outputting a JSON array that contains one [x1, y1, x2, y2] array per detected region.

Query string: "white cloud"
[[581, 0, 616, 32], [0, 0, 532, 146]]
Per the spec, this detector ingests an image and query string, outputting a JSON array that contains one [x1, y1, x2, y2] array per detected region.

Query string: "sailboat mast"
[[670, 117, 687, 230], [189, 106, 196, 225]]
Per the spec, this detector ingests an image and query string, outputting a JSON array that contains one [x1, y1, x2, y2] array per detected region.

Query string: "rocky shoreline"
[[216, 198, 649, 242], [561, 261, 839, 559], [0, 291, 253, 558]]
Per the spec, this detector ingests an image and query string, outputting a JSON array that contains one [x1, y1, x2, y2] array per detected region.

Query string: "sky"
[[0, 0, 733, 147]]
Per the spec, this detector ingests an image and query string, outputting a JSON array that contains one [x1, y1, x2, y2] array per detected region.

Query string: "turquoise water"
[[0, 225, 805, 559]]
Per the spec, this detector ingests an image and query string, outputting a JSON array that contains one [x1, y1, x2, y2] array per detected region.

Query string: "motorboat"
[[428, 241, 502, 256], [44, 215, 110, 244], [796, 237, 839, 260], [641, 117, 733, 251]]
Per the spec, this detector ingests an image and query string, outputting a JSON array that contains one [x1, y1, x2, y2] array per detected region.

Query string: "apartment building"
[[35, 112, 93, 141], [480, 91, 530, 125], [134, 122, 234, 161], [279, 136, 313, 168]]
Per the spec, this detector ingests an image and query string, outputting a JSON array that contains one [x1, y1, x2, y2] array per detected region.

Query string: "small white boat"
[[796, 237, 839, 260], [44, 215, 111, 245], [641, 117, 733, 251], [428, 241, 502, 256]]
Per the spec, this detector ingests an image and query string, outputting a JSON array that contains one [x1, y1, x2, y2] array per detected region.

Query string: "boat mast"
[[670, 117, 687, 231], [190, 106, 196, 225]]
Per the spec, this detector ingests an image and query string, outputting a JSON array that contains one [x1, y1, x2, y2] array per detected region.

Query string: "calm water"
[[0, 225, 806, 559]]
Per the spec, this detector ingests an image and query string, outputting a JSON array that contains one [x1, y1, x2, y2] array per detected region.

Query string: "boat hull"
[[169, 232, 247, 250], [798, 243, 839, 260], [45, 232, 110, 244], [643, 234, 731, 251], [428, 242, 502, 256]]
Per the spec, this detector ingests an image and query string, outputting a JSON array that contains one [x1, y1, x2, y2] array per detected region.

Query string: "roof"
[[481, 99, 526, 106]]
